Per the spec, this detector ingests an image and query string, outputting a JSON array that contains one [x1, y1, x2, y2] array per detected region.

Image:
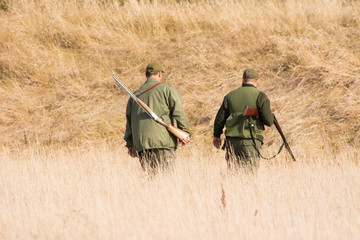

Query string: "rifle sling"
[[248, 116, 284, 160], [136, 83, 162, 97]]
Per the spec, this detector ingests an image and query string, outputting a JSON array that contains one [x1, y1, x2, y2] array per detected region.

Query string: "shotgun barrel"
[[113, 76, 190, 141], [243, 105, 296, 161], [273, 116, 296, 161], [113, 76, 156, 120]]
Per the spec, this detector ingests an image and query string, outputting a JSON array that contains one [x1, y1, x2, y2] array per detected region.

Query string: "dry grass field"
[[1, 146, 360, 239], [1, 0, 360, 239]]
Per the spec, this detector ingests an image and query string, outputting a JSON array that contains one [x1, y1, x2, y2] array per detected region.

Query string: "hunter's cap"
[[243, 69, 258, 80], [146, 62, 164, 73]]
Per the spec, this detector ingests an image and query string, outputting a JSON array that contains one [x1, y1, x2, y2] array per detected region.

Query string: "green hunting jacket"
[[124, 78, 190, 153], [213, 84, 274, 143]]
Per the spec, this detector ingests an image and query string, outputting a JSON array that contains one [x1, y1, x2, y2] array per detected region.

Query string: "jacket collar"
[[145, 78, 160, 84], [242, 83, 257, 88]]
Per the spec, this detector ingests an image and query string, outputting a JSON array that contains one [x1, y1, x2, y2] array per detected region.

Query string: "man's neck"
[[243, 82, 257, 87], [148, 77, 161, 82]]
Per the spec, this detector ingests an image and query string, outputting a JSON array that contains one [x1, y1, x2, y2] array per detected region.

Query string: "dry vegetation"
[[1, 146, 360, 239], [0, 0, 359, 153], [0, 0, 360, 239]]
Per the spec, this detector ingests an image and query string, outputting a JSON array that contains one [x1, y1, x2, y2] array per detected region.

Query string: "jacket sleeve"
[[213, 96, 229, 138], [256, 92, 274, 127], [124, 98, 133, 147], [167, 86, 191, 134]]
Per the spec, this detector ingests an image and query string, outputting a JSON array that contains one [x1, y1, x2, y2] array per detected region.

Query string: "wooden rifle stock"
[[243, 105, 259, 118], [113, 76, 190, 141], [136, 98, 189, 140], [243, 105, 296, 161]]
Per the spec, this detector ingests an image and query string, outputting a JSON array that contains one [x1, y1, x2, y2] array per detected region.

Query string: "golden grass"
[[0, 1, 360, 238], [0, 0, 359, 155], [1, 145, 359, 239]]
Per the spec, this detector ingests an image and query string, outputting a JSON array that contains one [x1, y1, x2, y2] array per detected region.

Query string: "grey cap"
[[146, 62, 164, 73], [243, 69, 258, 80]]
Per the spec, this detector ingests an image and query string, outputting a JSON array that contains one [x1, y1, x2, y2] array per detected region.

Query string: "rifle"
[[243, 106, 296, 161], [113, 76, 190, 141]]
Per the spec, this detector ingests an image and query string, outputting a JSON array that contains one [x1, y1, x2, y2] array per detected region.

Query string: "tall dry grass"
[[0, 0, 359, 156], [1, 146, 359, 239], [1, 1, 360, 238]]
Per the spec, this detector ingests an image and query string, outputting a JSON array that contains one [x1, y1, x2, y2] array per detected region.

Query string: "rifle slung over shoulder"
[[243, 105, 296, 161]]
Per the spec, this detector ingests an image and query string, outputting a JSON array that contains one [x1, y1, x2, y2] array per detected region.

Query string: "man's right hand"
[[127, 146, 136, 158], [213, 137, 222, 149], [180, 136, 190, 145]]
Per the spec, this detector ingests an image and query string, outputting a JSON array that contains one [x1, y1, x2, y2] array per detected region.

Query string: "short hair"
[[243, 78, 257, 83], [146, 71, 159, 78]]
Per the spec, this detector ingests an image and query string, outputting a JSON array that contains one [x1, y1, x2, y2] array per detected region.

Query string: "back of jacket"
[[214, 84, 273, 143], [124, 78, 190, 152]]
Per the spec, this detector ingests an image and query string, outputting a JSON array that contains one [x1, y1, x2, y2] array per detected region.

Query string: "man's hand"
[[180, 136, 190, 145], [127, 146, 136, 158], [213, 137, 222, 149]]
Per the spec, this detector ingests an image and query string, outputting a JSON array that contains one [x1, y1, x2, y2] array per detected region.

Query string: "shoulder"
[[161, 83, 176, 89], [257, 91, 271, 105], [160, 83, 179, 93], [258, 91, 269, 100], [159, 83, 172, 89], [225, 86, 253, 99], [226, 87, 242, 97]]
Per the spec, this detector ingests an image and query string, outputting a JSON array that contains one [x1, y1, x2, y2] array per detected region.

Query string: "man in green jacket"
[[213, 69, 274, 172], [124, 62, 190, 173]]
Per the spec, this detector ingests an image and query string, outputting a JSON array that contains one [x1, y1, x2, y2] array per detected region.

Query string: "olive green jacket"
[[124, 78, 190, 152], [213, 84, 274, 143]]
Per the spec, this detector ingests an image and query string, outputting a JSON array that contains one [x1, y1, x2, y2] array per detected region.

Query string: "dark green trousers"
[[225, 138, 262, 172], [138, 148, 176, 174]]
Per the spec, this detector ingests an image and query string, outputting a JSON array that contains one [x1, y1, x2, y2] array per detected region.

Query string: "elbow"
[[262, 116, 274, 127], [265, 121, 274, 127]]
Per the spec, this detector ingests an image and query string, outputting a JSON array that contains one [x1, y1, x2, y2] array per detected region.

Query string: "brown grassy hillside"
[[0, 0, 359, 156]]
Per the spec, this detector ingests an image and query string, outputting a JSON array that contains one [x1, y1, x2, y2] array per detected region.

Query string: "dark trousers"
[[138, 148, 176, 174], [225, 138, 261, 173]]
